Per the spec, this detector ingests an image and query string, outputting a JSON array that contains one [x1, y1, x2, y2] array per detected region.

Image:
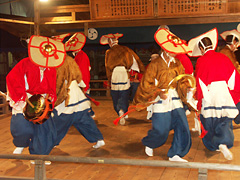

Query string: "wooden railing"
[[1, 154, 240, 180], [90, 79, 111, 98]]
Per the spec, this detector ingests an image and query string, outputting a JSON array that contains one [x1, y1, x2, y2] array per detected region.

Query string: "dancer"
[[6, 35, 64, 156], [51, 33, 105, 149], [188, 28, 240, 160], [133, 28, 194, 162], [53, 54, 105, 150], [100, 33, 145, 125]]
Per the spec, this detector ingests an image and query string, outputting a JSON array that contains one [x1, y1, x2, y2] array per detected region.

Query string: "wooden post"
[[198, 168, 208, 180], [34, 0, 40, 35], [84, 22, 88, 36], [34, 160, 47, 180], [72, 12, 76, 21]]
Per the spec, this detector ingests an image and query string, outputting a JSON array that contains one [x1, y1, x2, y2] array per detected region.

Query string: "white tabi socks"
[[93, 140, 105, 149], [119, 110, 126, 125], [219, 144, 233, 160], [169, 155, 188, 162], [13, 147, 24, 154], [145, 146, 153, 157]]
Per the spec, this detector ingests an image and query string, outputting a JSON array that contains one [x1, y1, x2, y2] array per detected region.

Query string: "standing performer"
[[133, 28, 194, 162], [52, 54, 105, 150], [50, 33, 105, 150], [65, 32, 96, 118], [100, 33, 145, 125], [188, 28, 240, 160], [6, 35, 64, 156]]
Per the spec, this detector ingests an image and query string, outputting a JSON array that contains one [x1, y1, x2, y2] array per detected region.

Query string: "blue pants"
[[111, 89, 130, 115], [11, 114, 57, 155], [53, 109, 103, 146], [142, 107, 191, 158], [200, 114, 234, 151], [129, 82, 139, 102], [11, 109, 104, 155]]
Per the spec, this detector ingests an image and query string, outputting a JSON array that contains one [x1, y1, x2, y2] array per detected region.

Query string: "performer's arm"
[[6, 58, 27, 103], [133, 60, 159, 105]]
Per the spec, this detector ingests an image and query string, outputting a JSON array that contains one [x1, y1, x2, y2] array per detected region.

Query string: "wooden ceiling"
[[1, 0, 240, 39]]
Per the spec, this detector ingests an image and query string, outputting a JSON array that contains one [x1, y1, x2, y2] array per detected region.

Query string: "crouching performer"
[[133, 29, 194, 162], [188, 28, 240, 160], [6, 35, 63, 156]]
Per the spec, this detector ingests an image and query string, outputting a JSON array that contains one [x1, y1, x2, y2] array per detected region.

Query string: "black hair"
[[226, 35, 239, 45], [198, 37, 213, 51]]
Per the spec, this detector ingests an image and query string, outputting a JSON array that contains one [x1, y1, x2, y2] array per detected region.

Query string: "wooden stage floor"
[[0, 99, 240, 180]]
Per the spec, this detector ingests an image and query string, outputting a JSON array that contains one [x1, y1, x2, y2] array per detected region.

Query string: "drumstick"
[[0, 91, 34, 108], [25, 97, 35, 108]]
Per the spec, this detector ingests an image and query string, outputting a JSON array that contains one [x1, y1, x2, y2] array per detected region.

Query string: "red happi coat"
[[195, 50, 240, 110], [74, 50, 91, 92], [6, 57, 57, 105]]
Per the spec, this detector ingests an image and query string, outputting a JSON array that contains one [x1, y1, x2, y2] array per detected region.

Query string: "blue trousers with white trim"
[[142, 107, 191, 158], [200, 115, 234, 151]]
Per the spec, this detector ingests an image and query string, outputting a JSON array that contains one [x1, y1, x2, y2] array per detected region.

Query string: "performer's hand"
[[9, 100, 26, 111]]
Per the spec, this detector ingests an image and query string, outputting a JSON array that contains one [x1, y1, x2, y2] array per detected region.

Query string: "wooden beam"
[[41, 13, 240, 27], [0, 18, 34, 25], [40, 4, 90, 14], [40, 16, 72, 23]]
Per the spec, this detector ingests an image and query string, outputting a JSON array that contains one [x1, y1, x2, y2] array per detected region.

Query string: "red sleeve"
[[75, 51, 91, 91], [6, 57, 57, 106], [6, 58, 29, 103]]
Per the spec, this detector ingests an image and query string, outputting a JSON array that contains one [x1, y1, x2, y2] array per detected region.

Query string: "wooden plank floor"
[[0, 99, 240, 180]]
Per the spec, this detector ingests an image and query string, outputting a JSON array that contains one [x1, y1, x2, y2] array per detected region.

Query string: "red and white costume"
[[6, 57, 57, 113], [195, 50, 240, 111]]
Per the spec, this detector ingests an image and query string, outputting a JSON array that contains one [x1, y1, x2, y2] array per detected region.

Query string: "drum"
[[23, 94, 53, 124]]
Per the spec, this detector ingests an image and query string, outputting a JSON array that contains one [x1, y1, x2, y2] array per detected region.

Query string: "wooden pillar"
[[198, 168, 208, 180], [34, 0, 40, 35]]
